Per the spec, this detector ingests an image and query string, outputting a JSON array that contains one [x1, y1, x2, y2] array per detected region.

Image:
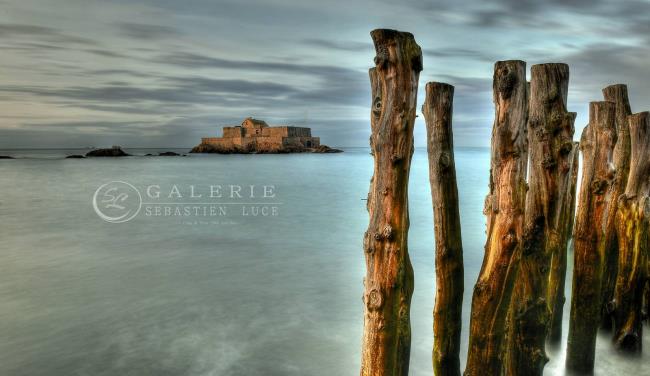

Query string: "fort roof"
[[242, 117, 268, 128]]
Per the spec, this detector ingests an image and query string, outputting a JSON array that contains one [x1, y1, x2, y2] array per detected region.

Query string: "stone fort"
[[200, 117, 320, 150]]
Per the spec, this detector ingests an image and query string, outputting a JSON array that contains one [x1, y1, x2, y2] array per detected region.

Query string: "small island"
[[191, 117, 342, 154]]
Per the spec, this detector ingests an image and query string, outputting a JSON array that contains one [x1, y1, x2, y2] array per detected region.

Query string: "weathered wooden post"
[[566, 101, 617, 373], [613, 111, 650, 352], [643, 280, 650, 325], [465, 60, 528, 376], [547, 141, 580, 345], [505, 63, 574, 376], [360, 29, 422, 376], [600, 84, 633, 331], [422, 82, 464, 376]]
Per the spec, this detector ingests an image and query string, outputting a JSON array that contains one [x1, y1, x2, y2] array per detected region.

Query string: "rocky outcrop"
[[158, 151, 182, 156], [0, 155, 15, 159], [311, 145, 343, 153], [190, 142, 342, 154], [85, 147, 130, 157]]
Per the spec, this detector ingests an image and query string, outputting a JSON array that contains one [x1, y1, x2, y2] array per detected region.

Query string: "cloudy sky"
[[1, 0, 648, 148]]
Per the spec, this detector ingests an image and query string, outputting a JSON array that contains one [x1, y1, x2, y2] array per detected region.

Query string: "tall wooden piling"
[[566, 101, 617, 373], [505, 63, 574, 376], [360, 29, 422, 376], [465, 60, 528, 376], [547, 141, 580, 345], [600, 84, 633, 331], [423, 82, 464, 376], [613, 111, 650, 352]]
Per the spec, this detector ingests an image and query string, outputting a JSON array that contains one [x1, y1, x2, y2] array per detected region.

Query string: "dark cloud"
[[424, 48, 494, 62], [83, 49, 130, 58], [302, 38, 373, 52], [116, 22, 182, 40], [149, 52, 370, 107], [0, 23, 95, 45], [0, 77, 300, 106], [1, 1, 648, 148], [154, 51, 365, 79], [164, 77, 301, 97], [90, 69, 161, 78]]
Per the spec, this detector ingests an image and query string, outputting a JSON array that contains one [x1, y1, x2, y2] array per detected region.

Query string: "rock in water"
[[311, 145, 343, 153], [65, 155, 85, 159], [85, 147, 130, 157]]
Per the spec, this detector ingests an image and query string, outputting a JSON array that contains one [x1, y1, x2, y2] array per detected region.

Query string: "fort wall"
[[200, 119, 319, 150]]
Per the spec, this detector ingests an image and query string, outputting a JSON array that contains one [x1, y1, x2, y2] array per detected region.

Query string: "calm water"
[[0, 148, 647, 376]]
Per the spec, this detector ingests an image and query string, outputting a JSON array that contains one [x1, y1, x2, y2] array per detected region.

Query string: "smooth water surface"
[[0, 148, 647, 375]]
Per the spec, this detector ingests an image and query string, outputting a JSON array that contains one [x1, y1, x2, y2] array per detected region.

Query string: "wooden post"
[[423, 82, 464, 376], [505, 63, 574, 376], [547, 141, 580, 345], [465, 60, 528, 376], [643, 280, 650, 325], [566, 101, 617, 373], [360, 29, 422, 376], [600, 84, 633, 331], [613, 111, 650, 352]]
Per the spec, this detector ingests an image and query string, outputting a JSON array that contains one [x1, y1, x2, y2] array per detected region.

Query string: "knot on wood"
[[382, 225, 394, 240], [372, 96, 382, 117], [496, 67, 518, 99], [366, 288, 384, 311], [474, 280, 488, 296], [516, 297, 548, 321], [381, 187, 389, 196], [549, 111, 564, 130], [591, 179, 608, 195], [391, 154, 402, 164], [545, 88, 559, 105], [502, 229, 518, 251], [542, 156, 557, 170], [374, 45, 389, 68], [529, 117, 542, 129], [559, 141, 573, 155], [522, 216, 545, 255], [439, 152, 451, 170]]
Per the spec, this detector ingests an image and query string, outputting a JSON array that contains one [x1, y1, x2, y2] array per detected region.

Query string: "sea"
[[0, 147, 647, 376]]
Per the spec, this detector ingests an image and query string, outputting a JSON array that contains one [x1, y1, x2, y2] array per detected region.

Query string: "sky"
[[0, 0, 649, 148]]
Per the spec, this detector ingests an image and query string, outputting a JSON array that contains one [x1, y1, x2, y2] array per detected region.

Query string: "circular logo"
[[93, 181, 142, 223]]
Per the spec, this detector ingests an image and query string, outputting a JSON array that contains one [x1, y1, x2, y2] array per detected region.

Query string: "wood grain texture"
[[505, 63, 575, 376], [613, 111, 650, 352], [465, 60, 528, 376], [566, 101, 617, 373], [360, 29, 422, 376], [547, 141, 580, 345], [422, 82, 464, 376], [600, 84, 633, 331]]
